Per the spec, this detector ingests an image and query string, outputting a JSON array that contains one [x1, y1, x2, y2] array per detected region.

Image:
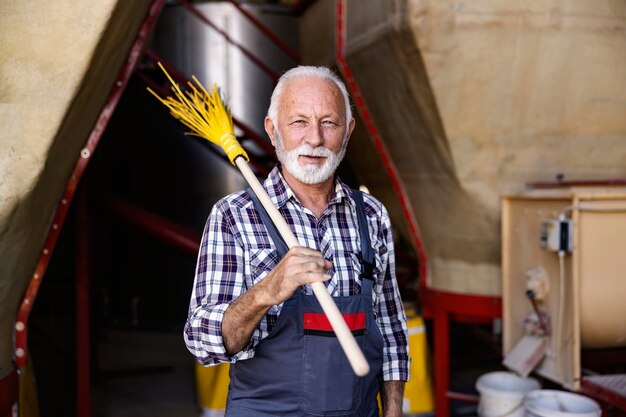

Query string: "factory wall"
[[301, 0, 626, 296]]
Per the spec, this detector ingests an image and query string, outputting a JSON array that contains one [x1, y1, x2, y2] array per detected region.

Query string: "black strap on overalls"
[[245, 187, 376, 280]]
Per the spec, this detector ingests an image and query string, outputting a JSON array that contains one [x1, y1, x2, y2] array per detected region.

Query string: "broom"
[[148, 62, 370, 377]]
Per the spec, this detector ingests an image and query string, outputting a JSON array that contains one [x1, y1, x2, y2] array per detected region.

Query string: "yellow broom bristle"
[[147, 62, 248, 165]]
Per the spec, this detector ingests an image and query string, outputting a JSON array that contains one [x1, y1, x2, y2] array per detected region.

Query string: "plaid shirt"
[[184, 166, 410, 381]]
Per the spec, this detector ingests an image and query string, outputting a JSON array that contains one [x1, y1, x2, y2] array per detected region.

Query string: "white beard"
[[274, 132, 347, 185]]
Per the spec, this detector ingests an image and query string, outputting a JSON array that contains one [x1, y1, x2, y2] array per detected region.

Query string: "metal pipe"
[[447, 392, 480, 404], [528, 178, 626, 188]]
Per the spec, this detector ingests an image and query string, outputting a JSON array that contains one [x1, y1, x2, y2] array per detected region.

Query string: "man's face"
[[265, 77, 355, 185]]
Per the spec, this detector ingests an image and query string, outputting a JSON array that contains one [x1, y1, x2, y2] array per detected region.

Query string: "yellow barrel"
[[404, 309, 434, 414], [195, 362, 230, 416], [377, 307, 434, 414]]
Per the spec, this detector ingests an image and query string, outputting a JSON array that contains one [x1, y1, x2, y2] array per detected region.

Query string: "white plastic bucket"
[[524, 390, 601, 417], [476, 371, 541, 417]]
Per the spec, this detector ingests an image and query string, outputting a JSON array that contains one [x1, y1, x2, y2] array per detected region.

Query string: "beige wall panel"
[[300, 0, 336, 65], [407, 0, 626, 209], [0, 1, 116, 226], [0, 1, 152, 374]]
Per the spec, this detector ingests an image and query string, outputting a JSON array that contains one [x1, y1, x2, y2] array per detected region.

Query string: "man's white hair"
[[267, 66, 353, 129]]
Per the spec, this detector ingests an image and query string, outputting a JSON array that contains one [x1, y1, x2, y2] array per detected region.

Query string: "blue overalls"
[[225, 189, 383, 417]]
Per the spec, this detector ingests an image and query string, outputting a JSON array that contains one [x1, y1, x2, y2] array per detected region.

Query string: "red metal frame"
[[335, 0, 428, 285], [581, 376, 626, 413], [421, 288, 502, 319], [76, 190, 91, 417], [337, 3, 626, 415], [0, 366, 18, 417], [422, 288, 502, 416], [335, 3, 504, 416], [11, 0, 290, 410], [13, 1, 166, 415], [447, 391, 480, 404], [100, 196, 201, 256], [72, 194, 202, 417], [8, 1, 295, 415]]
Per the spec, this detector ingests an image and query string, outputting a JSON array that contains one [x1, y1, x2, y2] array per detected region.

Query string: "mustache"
[[295, 145, 334, 158]]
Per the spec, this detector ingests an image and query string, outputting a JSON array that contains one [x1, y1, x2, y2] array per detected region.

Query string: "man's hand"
[[257, 246, 332, 305], [381, 380, 405, 417], [222, 247, 331, 356]]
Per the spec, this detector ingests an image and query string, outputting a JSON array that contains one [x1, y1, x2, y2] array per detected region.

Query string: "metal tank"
[[150, 1, 298, 204]]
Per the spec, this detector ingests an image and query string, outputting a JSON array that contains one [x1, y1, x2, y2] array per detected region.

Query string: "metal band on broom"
[[148, 62, 370, 377]]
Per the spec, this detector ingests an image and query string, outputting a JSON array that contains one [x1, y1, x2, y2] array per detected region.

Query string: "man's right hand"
[[257, 246, 332, 306], [222, 246, 331, 356]]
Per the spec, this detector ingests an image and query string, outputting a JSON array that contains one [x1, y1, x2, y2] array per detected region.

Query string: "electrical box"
[[539, 219, 573, 252], [502, 187, 626, 390]]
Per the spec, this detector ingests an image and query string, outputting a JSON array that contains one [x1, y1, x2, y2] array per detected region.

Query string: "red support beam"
[[0, 366, 18, 417], [101, 197, 201, 257], [581, 375, 626, 412], [433, 309, 450, 417], [447, 391, 480, 404], [76, 190, 91, 417], [334, 0, 429, 286], [422, 288, 502, 416], [421, 288, 502, 319]]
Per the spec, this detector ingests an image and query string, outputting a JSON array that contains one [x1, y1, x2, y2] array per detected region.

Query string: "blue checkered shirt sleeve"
[[183, 199, 256, 365]]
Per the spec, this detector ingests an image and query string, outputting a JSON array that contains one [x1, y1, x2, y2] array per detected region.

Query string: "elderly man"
[[184, 66, 410, 417]]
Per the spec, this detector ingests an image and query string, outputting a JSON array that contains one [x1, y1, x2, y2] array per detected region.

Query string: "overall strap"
[[245, 188, 289, 259], [349, 189, 376, 287]]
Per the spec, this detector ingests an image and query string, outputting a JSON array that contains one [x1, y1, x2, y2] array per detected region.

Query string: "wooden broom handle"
[[236, 157, 370, 377]]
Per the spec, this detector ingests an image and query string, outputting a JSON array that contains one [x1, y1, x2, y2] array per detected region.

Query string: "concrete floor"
[[90, 326, 489, 417], [93, 330, 200, 417]]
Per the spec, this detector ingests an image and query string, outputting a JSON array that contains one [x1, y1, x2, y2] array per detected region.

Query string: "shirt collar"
[[264, 165, 356, 211]]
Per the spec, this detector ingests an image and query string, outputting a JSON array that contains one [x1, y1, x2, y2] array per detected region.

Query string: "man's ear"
[[264, 117, 277, 147], [346, 118, 356, 143]]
